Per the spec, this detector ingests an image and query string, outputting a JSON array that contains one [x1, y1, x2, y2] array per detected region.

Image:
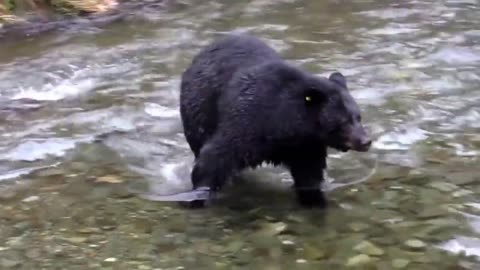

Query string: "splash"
[[11, 76, 95, 101]]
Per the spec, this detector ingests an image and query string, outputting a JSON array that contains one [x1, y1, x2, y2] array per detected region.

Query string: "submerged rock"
[[392, 258, 410, 269], [63, 236, 87, 244], [348, 222, 370, 232], [353, 241, 384, 256], [0, 258, 21, 268], [95, 175, 124, 184], [303, 243, 326, 260], [428, 182, 458, 192], [0, 188, 17, 200], [346, 254, 372, 267], [452, 189, 474, 197], [446, 172, 478, 186], [404, 239, 426, 250], [256, 221, 288, 236], [416, 206, 448, 219]]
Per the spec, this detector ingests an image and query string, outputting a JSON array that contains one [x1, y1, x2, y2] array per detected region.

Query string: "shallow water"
[[0, 0, 479, 269]]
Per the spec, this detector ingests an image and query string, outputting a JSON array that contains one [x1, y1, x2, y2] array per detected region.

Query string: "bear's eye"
[[305, 95, 312, 102]]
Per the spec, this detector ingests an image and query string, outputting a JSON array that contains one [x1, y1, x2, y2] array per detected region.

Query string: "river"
[[0, 0, 479, 269]]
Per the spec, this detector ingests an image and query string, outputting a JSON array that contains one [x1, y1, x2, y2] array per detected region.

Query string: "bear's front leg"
[[288, 160, 327, 209], [183, 140, 236, 208]]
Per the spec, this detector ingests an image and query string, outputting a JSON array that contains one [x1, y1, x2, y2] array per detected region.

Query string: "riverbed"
[[0, 0, 479, 269]]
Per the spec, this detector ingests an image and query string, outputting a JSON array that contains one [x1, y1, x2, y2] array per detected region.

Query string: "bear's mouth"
[[329, 142, 351, 152], [338, 145, 351, 152]]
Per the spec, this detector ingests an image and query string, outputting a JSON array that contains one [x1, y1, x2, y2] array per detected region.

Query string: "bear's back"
[[183, 33, 281, 94], [180, 33, 282, 156]]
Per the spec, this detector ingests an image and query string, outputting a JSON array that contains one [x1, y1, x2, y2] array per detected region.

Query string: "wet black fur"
[[180, 33, 366, 208]]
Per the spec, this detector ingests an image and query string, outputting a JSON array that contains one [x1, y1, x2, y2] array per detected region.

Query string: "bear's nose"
[[358, 138, 372, 151]]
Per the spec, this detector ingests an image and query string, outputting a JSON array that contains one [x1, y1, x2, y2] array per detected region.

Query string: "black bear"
[[179, 33, 371, 208]]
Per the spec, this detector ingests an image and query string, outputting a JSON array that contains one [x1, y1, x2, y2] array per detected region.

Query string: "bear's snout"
[[354, 136, 372, 152], [347, 124, 371, 152]]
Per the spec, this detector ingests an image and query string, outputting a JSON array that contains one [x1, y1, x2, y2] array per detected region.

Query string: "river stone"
[[13, 221, 31, 233], [404, 239, 426, 250], [0, 258, 21, 268], [446, 172, 478, 186], [0, 188, 17, 201], [63, 236, 87, 244], [428, 182, 458, 192], [95, 175, 124, 184], [25, 248, 42, 259], [133, 218, 154, 234], [103, 257, 118, 265], [6, 237, 24, 249], [257, 221, 287, 236], [346, 254, 372, 267], [77, 227, 101, 234], [226, 240, 244, 253], [37, 168, 64, 177], [303, 243, 326, 260], [392, 258, 410, 269], [348, 222, 369, 232], [110, 186, 133, 198], [21, 195, 39, 202], [417, 207, 448, 219], [452, 189, 474, 197], [353, 241, 384, 256], [426, 217, 461, 227]]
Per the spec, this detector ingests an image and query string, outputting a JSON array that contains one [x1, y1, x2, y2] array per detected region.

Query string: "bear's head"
[[302, 72, 371, 152]]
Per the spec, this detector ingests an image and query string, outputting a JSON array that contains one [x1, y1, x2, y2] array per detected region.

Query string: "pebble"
[[22, 196, 39, 202], [446, 172, 478, 186], [353, 241, 385, 256], [63, 237, 87, 244], [303, 243, 326, 260], [429, 182, 458, 192], [37, 168, 64, 177], [0, 258, 21, 268], [0, 189, 17, 200], [104, 257, 118, 262], [452, 189, 474, 197], [348, 222, 369, 232], [404, 239, 426, 250], [392, 258, 410, 269], [25, 248, 42, 259], [77, 227, 101, 234], [346, 254, 372, 267], [95, 175, 124, 184], [261, 221, 287, 236]]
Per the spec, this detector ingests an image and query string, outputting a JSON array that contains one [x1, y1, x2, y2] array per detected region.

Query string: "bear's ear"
[[304, 87, 328, 105], [329, 72, 347, 89]]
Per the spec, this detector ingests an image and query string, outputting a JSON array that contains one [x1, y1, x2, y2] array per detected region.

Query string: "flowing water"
[[0, 0, 479, 269]]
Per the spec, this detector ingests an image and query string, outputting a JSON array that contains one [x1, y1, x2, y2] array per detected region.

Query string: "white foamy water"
[[144, 103, 179, 118], [439, 237, 480, 258], [428, 47, 480, 65], [11, 68, 96, 101], [11, 79, 94, 101], [369, 26, 420, 36], [373, 126, 429, 151], [0, 163, 61, 181], [0, 137, 93, 162]]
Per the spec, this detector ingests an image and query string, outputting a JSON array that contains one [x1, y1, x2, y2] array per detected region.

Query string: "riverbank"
[[0, 0, 169, 38]]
